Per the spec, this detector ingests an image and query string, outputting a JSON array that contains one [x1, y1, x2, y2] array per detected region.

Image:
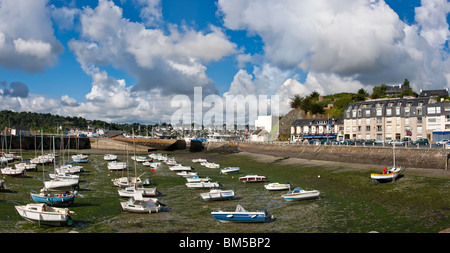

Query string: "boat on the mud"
[[211, 205, 273, 223], [186, 176, 211, 183], [281, 187, 320, 201], [30, 189, 76, 206], [186, 181, 221, 188], [239, 175, 267, 183], [220, 167, 240, 174], [264, 182, 291, 191], [15, 203, 75, 226], [120, 193, 161, 213], [200, 189, 234, 201]]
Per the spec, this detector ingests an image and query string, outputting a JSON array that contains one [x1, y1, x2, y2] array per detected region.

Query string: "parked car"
[[436, 139, 449, 145], [414, 138, 429, 146]]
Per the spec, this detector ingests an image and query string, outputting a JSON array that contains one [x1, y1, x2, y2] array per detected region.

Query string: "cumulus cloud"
[[218, 0, 450, 95], [0, 0, 63, 72]]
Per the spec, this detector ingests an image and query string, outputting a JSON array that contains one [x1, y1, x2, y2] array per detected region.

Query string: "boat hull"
[[239, 175, 267, 183], [220, 167, 240, 174], [201, 190, 234, 201], [211, 211, 268, 223], [15, 204, 73, 226], [282, 191, 320, 201], [264, 183, 290, 191], [30, 192, 75, 206]]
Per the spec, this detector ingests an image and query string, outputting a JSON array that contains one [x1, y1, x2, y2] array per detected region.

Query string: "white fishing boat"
[[200, 189, 234, 201], [239, 175, 267, 183], [118, 186, 158, 197], [264, 182, 291, 191], [186, 176, 211, 183], [120, 193, 161, 213], [1, 167, 25, 177], [15, 203, 75, 226], [281, 187, 320, 201], [220, 167, 240, 174], [107, 161, 128, 171], [169, 165, 193, 171], [186, 181, 221, 188], [104, 154, 118, 161], [192, 158, 208, 163], [176, 171, 198, 178], [112, 176, 143, 187]]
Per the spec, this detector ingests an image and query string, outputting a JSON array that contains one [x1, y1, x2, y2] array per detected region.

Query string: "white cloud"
[[0, 0, 63, 72], [218, 0, 450, 92], [13, 38, 52, 59]]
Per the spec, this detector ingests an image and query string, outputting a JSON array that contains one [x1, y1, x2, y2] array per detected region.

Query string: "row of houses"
[[291, 96, 450, 143]]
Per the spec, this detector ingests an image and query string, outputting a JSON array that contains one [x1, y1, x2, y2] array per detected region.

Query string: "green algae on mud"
[[0, 149, 449, 233]]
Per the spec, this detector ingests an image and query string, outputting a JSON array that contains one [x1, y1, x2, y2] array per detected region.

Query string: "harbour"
[[1, 144, 449, 233]]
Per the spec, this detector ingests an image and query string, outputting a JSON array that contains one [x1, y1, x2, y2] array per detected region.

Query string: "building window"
[[386, 108, 392, 116], [377, 126, 382, 131], [366, 126, 370, 131], [376, 108, 382, 116]]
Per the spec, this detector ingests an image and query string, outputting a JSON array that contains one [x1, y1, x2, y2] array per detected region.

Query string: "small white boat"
[[186, 176, 211, 183], [281, 187, 320, 201], [15, 162, 37, 171], [1, 167, 25, 177], [176, 171, 198, 178], [202, 162, 220, 168], [220, 167, 240, 174], [104, 154, 118, 161], [264, 182, 291, 191], [239, 175, 267, 183], [201, 189, 234, 201], [118, 186, 158, 197], [143, 162, 160, 168], [112, 177, 142, 187], [120, 194, 161, 213], [192, 158, 208, 163], [186, 181, 221, 188], [72, 154, 89, 163], [108, 161, 128, 171], [169, 165, 193, 171], [30, 156, 51, 165], [131, 156, 149, 162], [15, 203, 75, 226], [56, 164, 84, 174]]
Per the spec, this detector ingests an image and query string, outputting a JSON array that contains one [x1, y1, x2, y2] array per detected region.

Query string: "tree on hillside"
[[289, 94, 304, 109], [371, 84, 387, 99]]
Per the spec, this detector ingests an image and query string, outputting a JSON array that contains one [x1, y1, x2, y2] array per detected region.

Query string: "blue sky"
[[0, 0, 450, 124]]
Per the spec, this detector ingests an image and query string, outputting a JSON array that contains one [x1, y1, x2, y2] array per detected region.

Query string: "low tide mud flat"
[[0, 149, 449, 234]]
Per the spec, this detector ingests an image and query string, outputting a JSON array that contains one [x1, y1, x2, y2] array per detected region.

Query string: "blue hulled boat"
[[211, 205, 273, 223], [30, 189, 76, 206]]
